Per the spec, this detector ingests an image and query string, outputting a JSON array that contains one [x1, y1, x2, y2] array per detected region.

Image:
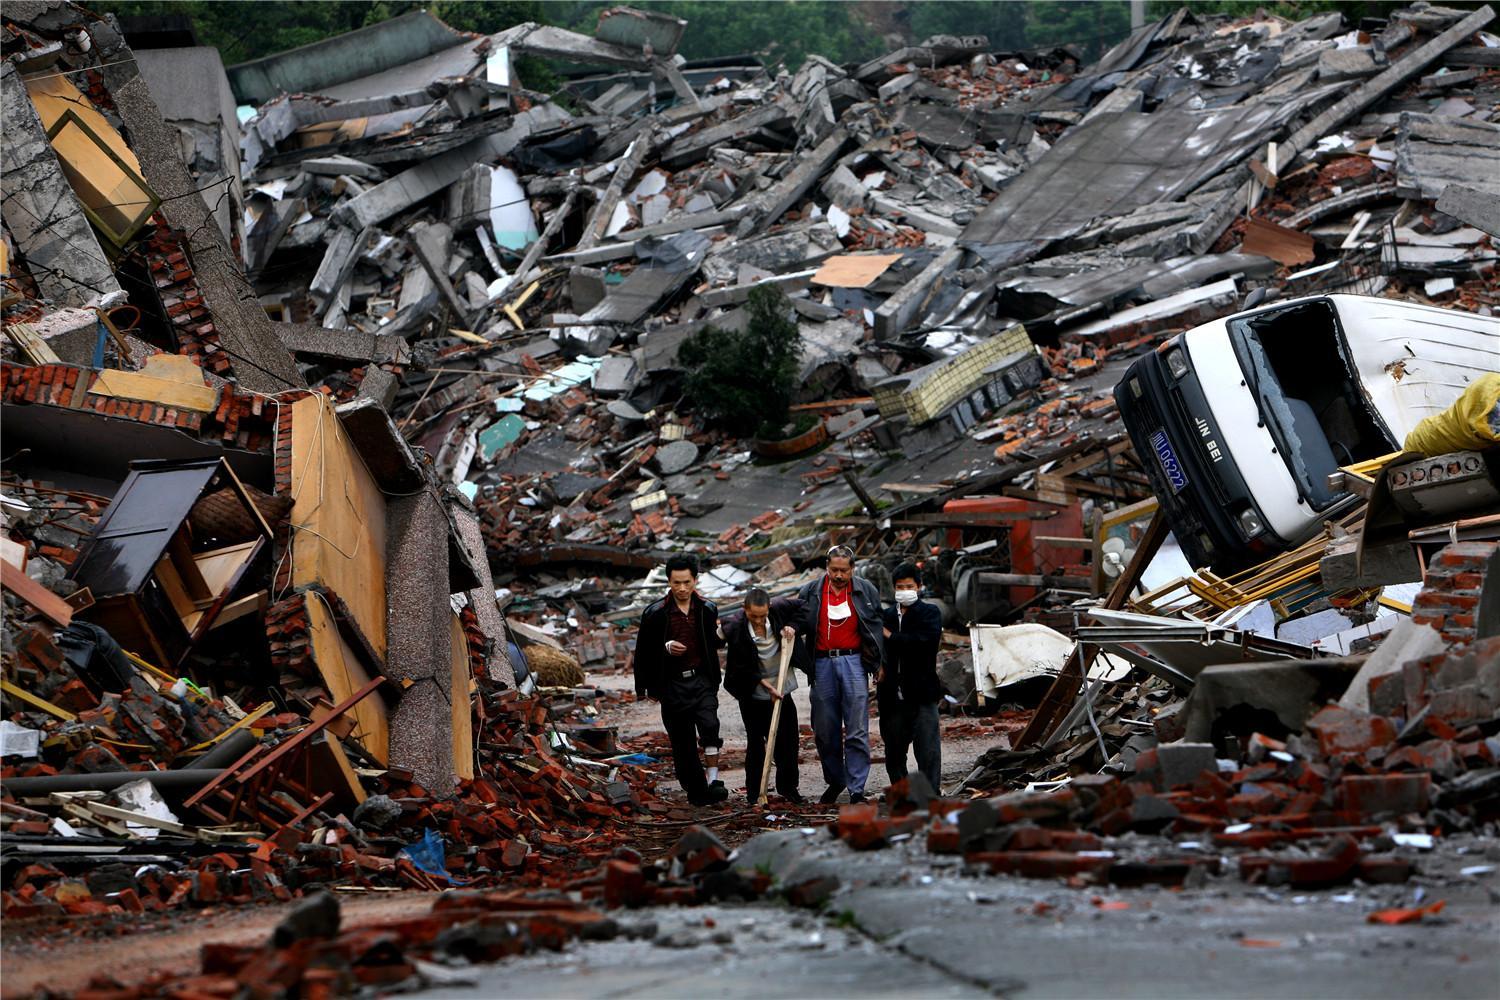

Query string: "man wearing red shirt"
[[794, 545, 886, 804]]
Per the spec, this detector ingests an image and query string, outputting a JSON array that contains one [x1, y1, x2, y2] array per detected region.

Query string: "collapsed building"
[[2, 0, 1499, 982]]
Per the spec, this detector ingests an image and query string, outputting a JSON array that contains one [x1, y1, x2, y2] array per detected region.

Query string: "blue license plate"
[[1150, 429, 1189, 494]]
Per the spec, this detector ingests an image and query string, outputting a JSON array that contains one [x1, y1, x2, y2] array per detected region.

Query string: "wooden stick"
[[756, 635, 795, 806]]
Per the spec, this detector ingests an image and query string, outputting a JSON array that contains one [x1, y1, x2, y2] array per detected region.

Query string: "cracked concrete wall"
[[385, 488, 456, 794], [90, 17, 305, 394], [133, 47, 246, 253], [0, 62, 122, 307]]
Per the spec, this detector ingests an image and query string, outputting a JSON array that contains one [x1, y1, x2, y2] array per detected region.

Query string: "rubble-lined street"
[[2, 1, 1499, 996]]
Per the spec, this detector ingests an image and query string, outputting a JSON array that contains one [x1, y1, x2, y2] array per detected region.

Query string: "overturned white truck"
[[1115, 294, 1500, 573]]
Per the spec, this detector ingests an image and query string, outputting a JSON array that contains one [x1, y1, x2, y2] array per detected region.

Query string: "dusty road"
[[0, 663, 1007, 998], [589, 664, 1004, 805], [0, 891, 439, 997]]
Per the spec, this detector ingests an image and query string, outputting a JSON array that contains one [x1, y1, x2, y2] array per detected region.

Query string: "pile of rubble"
[[3, 0, 1500, 988]]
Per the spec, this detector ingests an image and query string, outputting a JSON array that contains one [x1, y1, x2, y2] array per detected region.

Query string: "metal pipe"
[[1, 769, 225, 798], [174, 729, 258, 771]]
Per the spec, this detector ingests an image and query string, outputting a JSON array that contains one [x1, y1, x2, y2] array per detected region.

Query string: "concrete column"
[[385, 487, 455, 795], [0, 63, 122, 308]]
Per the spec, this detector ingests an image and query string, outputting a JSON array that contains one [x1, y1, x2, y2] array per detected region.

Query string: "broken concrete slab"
[[0, 63, 122, 309]]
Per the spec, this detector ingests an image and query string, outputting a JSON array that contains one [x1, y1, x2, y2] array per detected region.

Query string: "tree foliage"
[[88, 1, 1396, 74], [677, 286, 801, 438], [88, 1, 549, 65], [550, 1, 883, 69]]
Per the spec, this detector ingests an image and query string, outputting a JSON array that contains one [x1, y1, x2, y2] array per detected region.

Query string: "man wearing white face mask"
[[877, 562, 943, 792]]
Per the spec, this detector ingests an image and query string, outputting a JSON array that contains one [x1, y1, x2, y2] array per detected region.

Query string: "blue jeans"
[[811, 653, 870, 795]]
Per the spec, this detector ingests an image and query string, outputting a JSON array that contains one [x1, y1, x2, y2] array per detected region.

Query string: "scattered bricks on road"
[[1240, 834, 1362, 888], [1357, 855, 1416, 884], [1107, 856, 1220, 887], [968, 850, 1114, 881], [1339, 773, 1431, 819], [669, 826, 730, 877]]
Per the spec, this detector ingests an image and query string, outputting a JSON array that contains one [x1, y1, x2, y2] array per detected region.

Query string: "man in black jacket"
[[634, 555, 728, 805], [722, 588, 808, 803], [877, 562, 943, 791]]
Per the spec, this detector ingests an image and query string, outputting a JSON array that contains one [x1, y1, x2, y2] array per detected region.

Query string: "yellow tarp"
[[1402, 373, 1500, 456]]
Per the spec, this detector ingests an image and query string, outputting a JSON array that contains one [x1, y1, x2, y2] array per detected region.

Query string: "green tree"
[[88, 0, 548, 65], [677, 285, 801, 438], [906, 2, 1031, 51], [1025, 1, 1132, 58], [553, 1, 882, 69]]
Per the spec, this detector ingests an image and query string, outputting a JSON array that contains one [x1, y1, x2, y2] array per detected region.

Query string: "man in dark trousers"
[[634, 554, 728, 805], [722, 588, 808, 804], [877, 562, 943, 792], [795, 545, 885, 804]]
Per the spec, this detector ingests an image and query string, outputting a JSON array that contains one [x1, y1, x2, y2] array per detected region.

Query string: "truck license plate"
[[1150, 429, 1189, 494]]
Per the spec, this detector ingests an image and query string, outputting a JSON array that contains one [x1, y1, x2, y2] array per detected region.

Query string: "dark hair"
[[892, 562, 922, 586], [744, 587, 770, 608], [665, 554, 699, 577]]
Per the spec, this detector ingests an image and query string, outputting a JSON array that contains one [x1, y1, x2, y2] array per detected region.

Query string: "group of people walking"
[[633, 547, 943, 806]]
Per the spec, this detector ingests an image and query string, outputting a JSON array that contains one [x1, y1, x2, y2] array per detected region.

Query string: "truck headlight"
[[1238, 507, 1264, 540], [1165, 348, 1189, 379]]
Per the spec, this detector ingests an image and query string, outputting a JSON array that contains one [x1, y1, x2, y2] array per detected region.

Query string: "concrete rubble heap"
[[2, 0, 1499, 995]]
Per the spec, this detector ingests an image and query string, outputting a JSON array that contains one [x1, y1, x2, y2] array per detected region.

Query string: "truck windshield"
[[1228, 299, 1395, 511]]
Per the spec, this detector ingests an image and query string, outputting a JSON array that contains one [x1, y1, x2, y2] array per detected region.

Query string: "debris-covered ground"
[[2, 1, 1499, 996]]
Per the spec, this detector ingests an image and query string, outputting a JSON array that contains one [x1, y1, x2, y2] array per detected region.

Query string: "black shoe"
[[709, 779, 726, 792], [818, 785, 845, 805], [706, 782, 729, 802], [849, 792, 867, 804], [781, 791, 805, 805], [688, 787, 724, 807]]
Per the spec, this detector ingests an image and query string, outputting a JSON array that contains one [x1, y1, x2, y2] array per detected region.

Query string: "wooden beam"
[[1, 678, 77, 721], [1, 558, 73, 626]]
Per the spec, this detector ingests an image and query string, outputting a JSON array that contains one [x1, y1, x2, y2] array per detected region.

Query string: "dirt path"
[[0, 891, 438, 997], [590, 666, 1001, 804]]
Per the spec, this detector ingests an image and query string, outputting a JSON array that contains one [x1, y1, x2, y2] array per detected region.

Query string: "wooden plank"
[[790, 397, 875, 412], [84, 801, 190, 835], [310, 733, 367, 806], [450, 612, 475, 782], [1, 537, 27, 570], [878, 482, 945, 495], [184, 701, 273, 754], [289, 396, 388, 656], [235, 676, 383, 785], [3, 323, 63, 364], [1, 678, 77, 721], [1, 558, 73, 626], [810, 253, 902, 288], [208, 591, 266, 630], [305, 597, 389, 764], [89, 354, 220, 412], [218, 461, 276, 542]]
